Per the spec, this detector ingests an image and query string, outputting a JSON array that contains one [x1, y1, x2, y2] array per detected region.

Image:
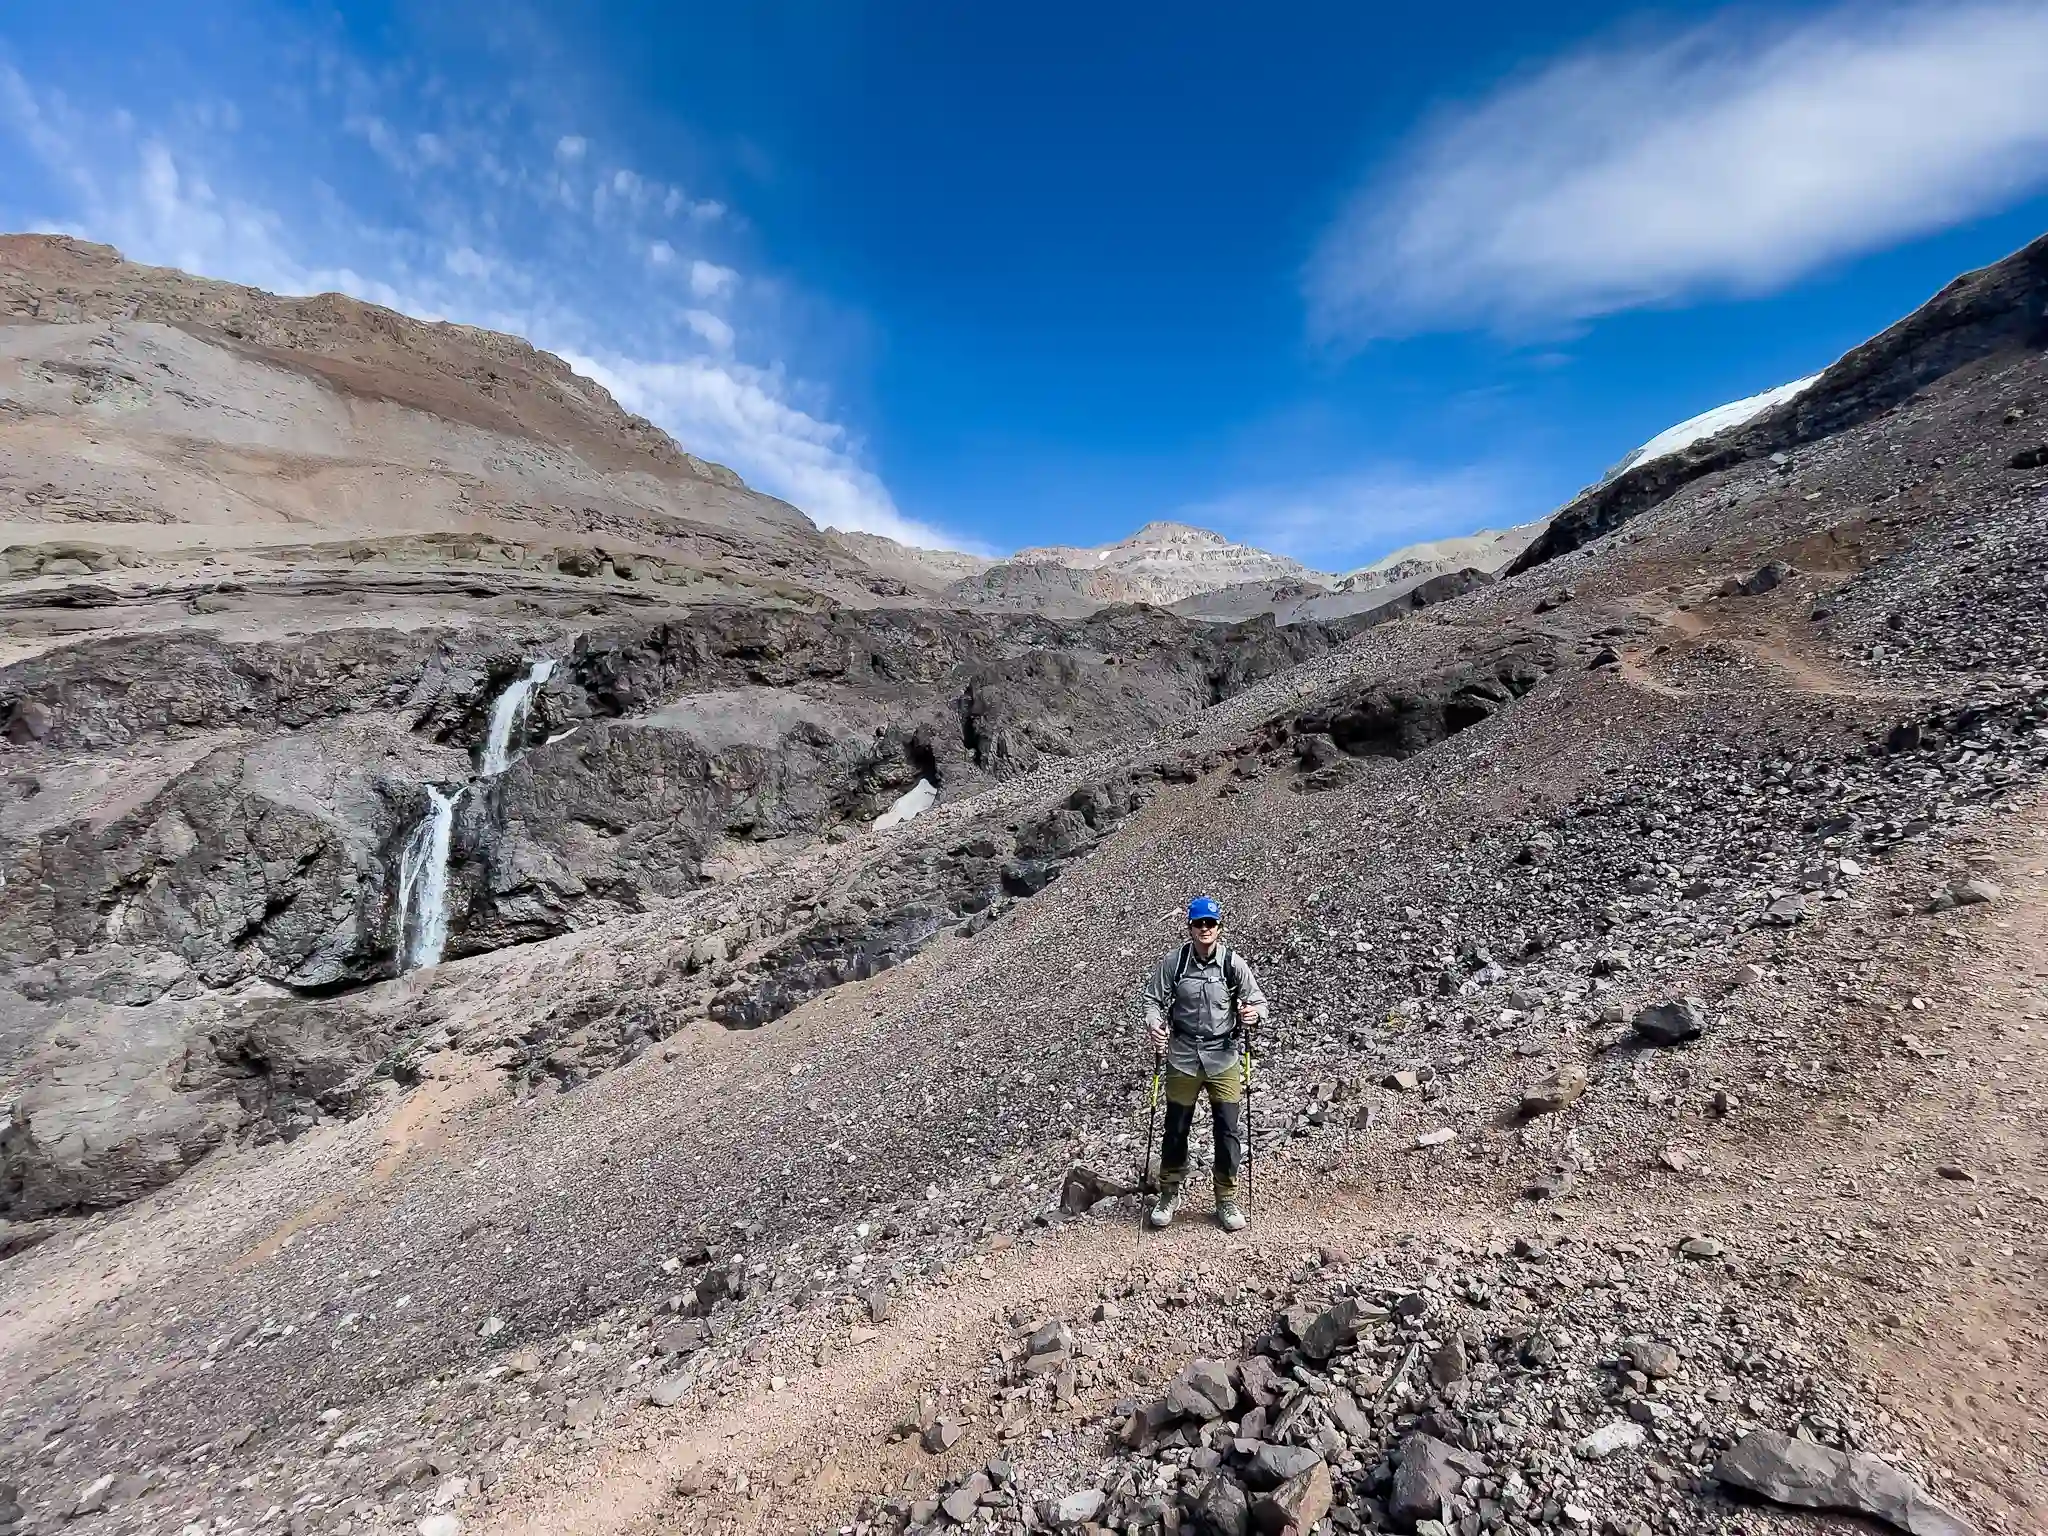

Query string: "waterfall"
[[392, 658, 557, 974], [479, 658, 557, 776], [395, 785, 461, 972]]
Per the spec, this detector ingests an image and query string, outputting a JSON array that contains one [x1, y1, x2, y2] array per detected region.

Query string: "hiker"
[[1141, 895, 1267, 1231]]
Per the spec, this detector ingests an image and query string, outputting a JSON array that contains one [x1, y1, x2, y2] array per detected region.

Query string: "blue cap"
[[1186, 895, 1221, 923]]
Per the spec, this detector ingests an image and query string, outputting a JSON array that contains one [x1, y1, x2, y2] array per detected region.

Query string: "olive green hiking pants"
[[1159, 1055, 1244, 1202]]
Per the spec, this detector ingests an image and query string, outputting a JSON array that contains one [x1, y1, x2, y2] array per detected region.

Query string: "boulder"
[[1387, 1435, 1469, 1531], [1048, 1488, 1105, 1527], [1632, 996, 1708, 1047], [648, 1375, 691, 1408], [1428, 1336, 1468, 1389], [1021, 1320, 1072, 1376], [1325, 1387, 1371, 1441], [1252, 1461, 1332, 1536], [1238, 1354, 1287, 1407], [1059, 1164, 1135, 1214], [1189, 1472, 1251, 1536], [1714, 1430, 1975, 1536], [1297, 1296, 1382, 1361], [940, 1473, 989, 1524], [1164, 1358, 1237, 1421], [1621, 1338, 1681, 1380], [1723, 559, 1794, 597], [1243, 1444, 1321, 1492], [1576, 1421, 1646, 1460], [1766, 893, 1806, 925], [1120, 1398, 1178, 1449], [1519, 1064, 1586, 1116], [3, 698, 54, 744]]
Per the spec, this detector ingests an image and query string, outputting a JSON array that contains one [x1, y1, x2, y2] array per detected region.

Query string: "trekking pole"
[[1240, 1019, 1255, 1211], [1141, 1049, 1162, 1195]]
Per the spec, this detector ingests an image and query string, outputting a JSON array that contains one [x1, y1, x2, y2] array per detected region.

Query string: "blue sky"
[[4, 2, 2048, 568]]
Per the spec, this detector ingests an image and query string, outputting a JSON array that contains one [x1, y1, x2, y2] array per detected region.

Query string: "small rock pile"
[[876, 1236, 1976, 1536]]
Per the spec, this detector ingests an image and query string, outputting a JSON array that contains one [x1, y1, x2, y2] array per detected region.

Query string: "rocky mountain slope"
[[1514, 230, 2048, 573], [0, 236, 905, 647], [1338, 522, 1545, 590], [946, 523, 1326, 617], [823, 530, 998, 594], [0, 228, 2045, 1536]]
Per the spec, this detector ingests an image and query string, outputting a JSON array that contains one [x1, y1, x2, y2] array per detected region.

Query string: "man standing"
[[1142, 895, 1267, 1231]]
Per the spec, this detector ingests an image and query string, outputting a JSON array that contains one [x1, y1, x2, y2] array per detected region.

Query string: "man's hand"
[[1237, 1001, 1263, 1026], [1147, 1018, 1169, 1054]]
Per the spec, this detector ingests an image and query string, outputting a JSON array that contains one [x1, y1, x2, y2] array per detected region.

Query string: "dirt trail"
[[1834, 811, 2048, 1524], [478, 1172, 1456, 1536], [1621, 594, 1926, 704]]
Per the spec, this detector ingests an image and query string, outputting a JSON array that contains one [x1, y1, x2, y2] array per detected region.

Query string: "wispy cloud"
[[563, 352, 954, 545], [1178, 464, 1520, 573], [689, 258, 738, 299], [1309, 1, 2048, 339], [683, 308, 735, 353], [0, 52, 956, 549]]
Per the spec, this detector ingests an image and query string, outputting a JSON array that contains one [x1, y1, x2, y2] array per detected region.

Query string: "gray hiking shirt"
[[1143, 943, 1267, 1076]]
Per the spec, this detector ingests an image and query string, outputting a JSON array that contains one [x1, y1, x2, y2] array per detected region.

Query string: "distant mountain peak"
[[1121, 520, 1232, 548], [834, 513, 1554, 624]]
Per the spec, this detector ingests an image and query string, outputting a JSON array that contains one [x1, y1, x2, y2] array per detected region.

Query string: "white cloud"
[[444, 245, 493, 281], [1310, 1, 2048, 338], [562, 350, 953, 546], [684, 307, 735, 353], [689, 258, 737, 298], [554, 134, 587, 162], [648, 238, 675, 265], [1180, 465, 1519, 573]]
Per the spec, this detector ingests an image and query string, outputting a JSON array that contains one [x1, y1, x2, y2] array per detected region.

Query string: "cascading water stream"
[[479, 657, 557, 776], [393, 657, 557, 974], [395, 784, 460, 971]]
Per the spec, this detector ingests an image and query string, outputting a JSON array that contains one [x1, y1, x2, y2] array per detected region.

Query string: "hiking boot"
[[1215, 1199, 1247, 1233], [1147, 1189, 1183, 1229]]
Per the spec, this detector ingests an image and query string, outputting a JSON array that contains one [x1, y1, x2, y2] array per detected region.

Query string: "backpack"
[[1172, 942, 1242, 1032]]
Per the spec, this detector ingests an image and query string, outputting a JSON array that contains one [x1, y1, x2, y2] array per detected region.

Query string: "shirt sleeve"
[[1142, 954, 1174, 1031], [1231, 952, 1268, 1015]]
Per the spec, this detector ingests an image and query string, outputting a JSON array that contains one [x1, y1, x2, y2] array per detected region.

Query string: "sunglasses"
[[1188, 918, 1220, 929]]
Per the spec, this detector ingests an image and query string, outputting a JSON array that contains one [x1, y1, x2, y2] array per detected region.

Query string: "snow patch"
[[873, 778, 938, 831], [1615, 376, 1820, 476]]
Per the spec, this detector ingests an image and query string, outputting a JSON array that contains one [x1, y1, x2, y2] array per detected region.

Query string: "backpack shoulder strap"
[[1221, 946, 1240, 1006], [1172, 943, 1190, 988]]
